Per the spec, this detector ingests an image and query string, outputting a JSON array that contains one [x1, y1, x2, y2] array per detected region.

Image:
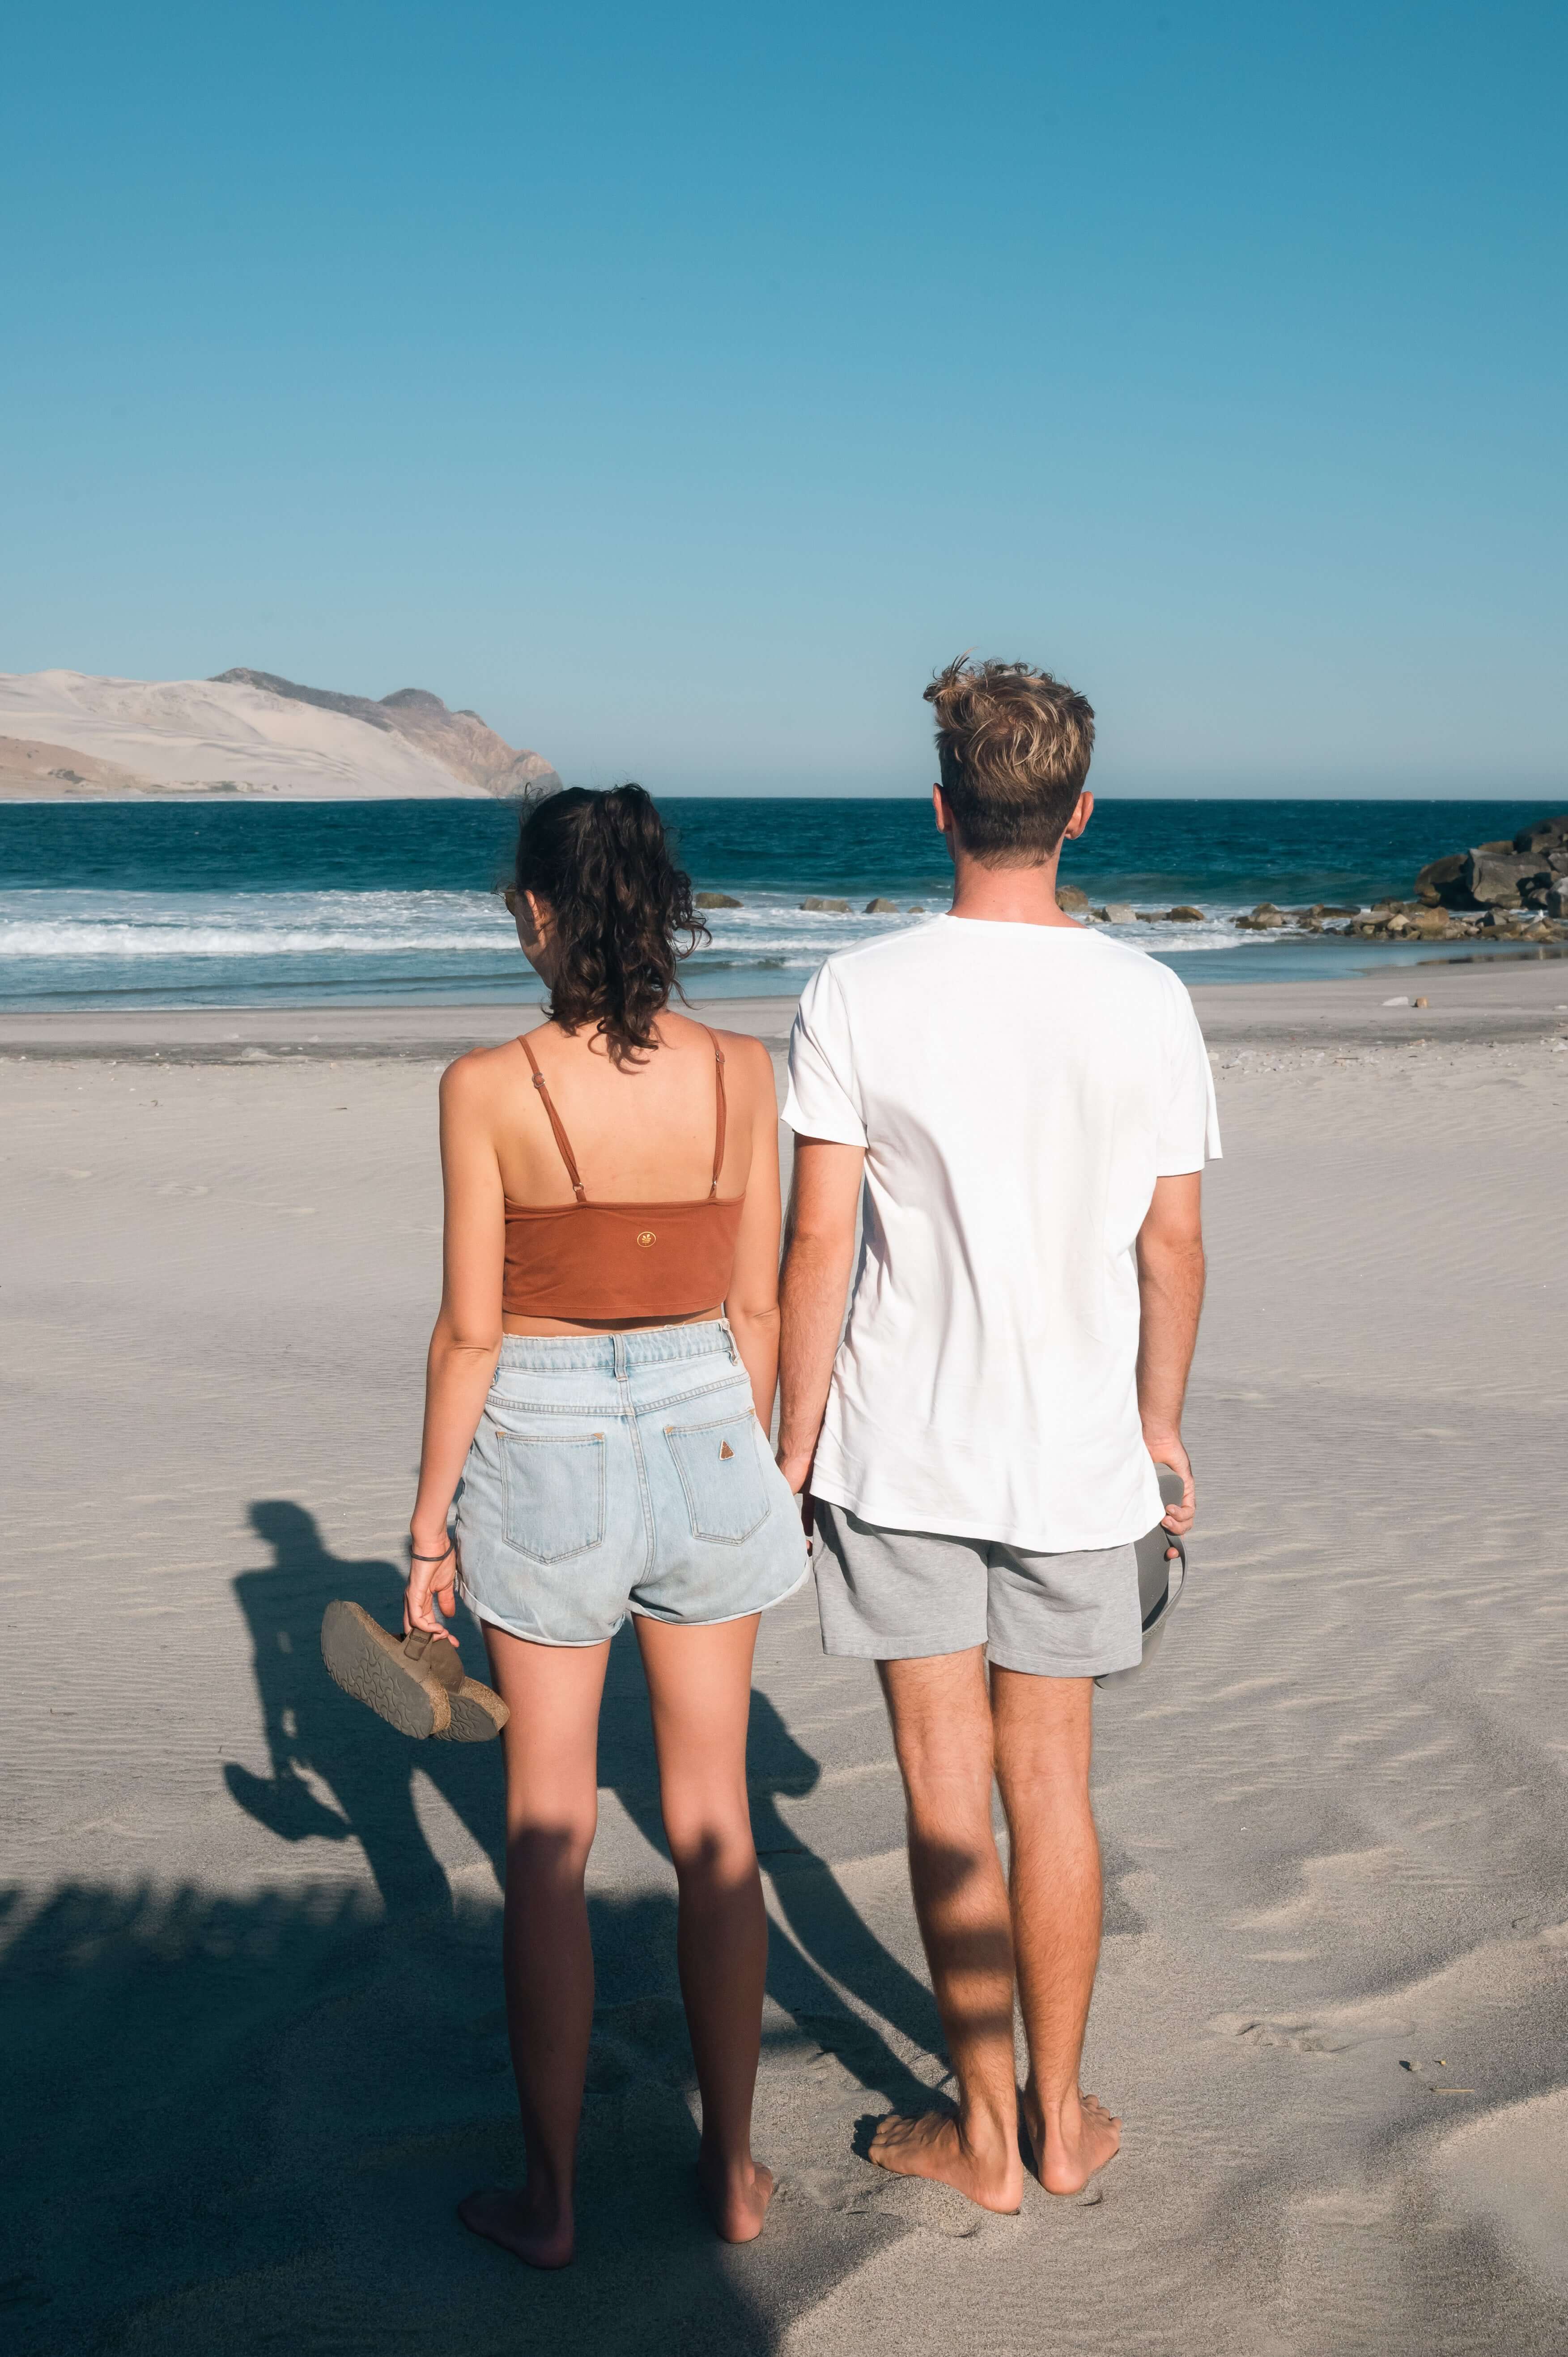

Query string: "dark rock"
[[1514, 816, 1568, 855], [864, 897, 900, 914], [1056, 885, 1090, 913], [800, 897, 849, 914], [1101, 902, 1136, 924], [1415, 852, 1471, 907], [1167, 906, 1204, 922], [1463, 850, 1547, 907], [695, 890, 741, 910]]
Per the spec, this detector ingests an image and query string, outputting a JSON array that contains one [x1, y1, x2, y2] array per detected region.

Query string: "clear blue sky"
[[2, 2, 1563, 795]]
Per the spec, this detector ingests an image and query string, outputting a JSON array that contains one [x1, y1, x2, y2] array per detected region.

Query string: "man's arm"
[[776, 1137, 866, 1496], [1135, 1171, 1206, 1538]]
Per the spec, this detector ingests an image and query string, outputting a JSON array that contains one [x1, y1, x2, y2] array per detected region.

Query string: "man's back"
[[783, 913, 1220, 1550]]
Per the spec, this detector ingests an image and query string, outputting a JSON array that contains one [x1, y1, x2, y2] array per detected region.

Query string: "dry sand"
[[3, 961, 1566, 2354]]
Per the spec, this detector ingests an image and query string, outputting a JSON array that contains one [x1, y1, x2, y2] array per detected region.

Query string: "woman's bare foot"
[[458, 2187, 575, 2269], [868, 2110, 1024, 2214], [1020, 2088, 1121, 2195], [697, 2149, 775, 2243]]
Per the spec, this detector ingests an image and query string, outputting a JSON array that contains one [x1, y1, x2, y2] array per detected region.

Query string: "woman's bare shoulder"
[[439, 1034, 531, 1106], [707, 1025, 778, 1106]]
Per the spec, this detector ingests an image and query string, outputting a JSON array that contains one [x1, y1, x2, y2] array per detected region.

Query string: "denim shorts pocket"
[[501, 1431, 607, 1562], [665, 1410, 769, 1544]]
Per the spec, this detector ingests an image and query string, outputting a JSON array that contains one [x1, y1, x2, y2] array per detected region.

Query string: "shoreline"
[[2, 953, 1565, 1062]]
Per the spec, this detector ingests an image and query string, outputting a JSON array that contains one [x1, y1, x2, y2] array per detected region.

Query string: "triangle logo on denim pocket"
[[719, 1442, 734, 1459]]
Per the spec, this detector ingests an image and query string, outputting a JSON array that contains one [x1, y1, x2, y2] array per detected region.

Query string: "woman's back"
[[493, 1010, 756, 1209]]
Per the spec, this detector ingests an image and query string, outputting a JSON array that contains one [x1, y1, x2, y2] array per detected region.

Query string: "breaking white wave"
[[1, 884, 1366, 1007], [0, 887, 1258, 962]]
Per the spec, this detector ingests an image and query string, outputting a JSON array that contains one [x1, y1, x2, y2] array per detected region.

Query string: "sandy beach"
[[4, 958, 1567, 2355]]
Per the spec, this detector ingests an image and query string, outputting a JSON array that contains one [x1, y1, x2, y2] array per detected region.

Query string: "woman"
[[403, 784, 805, 2269]]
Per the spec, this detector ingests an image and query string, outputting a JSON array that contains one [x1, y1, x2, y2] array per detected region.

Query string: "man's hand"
[[776, 1450, 816, 1541], [1142, 1427, 1194, 1561]]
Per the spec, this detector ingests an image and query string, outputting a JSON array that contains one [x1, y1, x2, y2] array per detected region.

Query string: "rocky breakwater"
[[1339, 813, 1568, 946], [1414, 815, 1568, 916], [1219, 815, 1568, 946]]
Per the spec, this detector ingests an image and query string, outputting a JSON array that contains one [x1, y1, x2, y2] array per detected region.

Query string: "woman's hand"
[[404, 1533, 460, 1642]]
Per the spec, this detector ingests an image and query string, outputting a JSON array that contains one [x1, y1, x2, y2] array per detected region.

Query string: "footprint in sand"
[[1215, 2015, 1355, 2054]]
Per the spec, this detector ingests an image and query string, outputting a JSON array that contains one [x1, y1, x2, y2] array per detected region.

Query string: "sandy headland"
[[0, 667, 559, 800], [3, 963, 1566, 2353]]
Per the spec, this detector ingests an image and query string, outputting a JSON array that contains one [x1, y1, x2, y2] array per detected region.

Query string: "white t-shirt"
[[782, 915, 1222, 1552]]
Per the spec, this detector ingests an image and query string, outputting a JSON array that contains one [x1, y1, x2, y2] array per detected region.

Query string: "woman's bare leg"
[[635, 1610, 774, 2243], [458, 1625, 610, 2269]]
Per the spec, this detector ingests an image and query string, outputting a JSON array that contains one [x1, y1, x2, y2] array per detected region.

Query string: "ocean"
[[0, 796, 1561, 1009]]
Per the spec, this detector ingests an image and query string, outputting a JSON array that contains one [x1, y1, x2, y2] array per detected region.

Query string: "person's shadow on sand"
[[227, 1501, 941, 2106], [225, 1500, 506, 1915]]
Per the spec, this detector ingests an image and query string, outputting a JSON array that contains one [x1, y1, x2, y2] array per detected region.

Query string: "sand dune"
[[0, 669, 540, 799], [2, 969, 1565, 2352]]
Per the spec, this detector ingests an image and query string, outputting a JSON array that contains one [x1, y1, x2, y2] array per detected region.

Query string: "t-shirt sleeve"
[[782, 962, 867, 1144], [1155, 985, 1223, 1174]]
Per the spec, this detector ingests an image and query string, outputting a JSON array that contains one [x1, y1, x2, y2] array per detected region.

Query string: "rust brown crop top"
[[502, 1029, 745, 1322]]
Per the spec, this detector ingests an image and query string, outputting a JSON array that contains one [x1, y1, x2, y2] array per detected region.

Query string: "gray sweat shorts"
[[812, 1501, 1143, 1679]]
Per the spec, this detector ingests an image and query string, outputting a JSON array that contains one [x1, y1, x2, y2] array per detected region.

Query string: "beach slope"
[[2, 970, 1565, 2353]]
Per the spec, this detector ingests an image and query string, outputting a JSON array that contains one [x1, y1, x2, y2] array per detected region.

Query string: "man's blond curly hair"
[[925, 655, 1095, 864]]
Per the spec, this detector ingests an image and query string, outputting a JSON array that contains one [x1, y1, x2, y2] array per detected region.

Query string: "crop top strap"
[[703, 1027, 727, 1199], [519, 1034, 587, 1204]]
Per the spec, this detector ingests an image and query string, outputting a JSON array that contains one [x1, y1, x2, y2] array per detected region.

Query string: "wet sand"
[[3, 964, 1566, 2353]]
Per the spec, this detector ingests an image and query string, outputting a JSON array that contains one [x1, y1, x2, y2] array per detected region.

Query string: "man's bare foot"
[[458, 2187, 575, 2269], [696, 2149, 775, 2243], [1020, 2088, 1121, 2195], [867, 2109, 1024, 2214]]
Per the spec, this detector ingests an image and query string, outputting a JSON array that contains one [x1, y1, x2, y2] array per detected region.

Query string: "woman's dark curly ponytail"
[[513, 785, 708, 1060]]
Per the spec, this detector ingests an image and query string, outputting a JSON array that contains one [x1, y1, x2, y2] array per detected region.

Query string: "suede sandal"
[[319, 1601, 509, 1741]]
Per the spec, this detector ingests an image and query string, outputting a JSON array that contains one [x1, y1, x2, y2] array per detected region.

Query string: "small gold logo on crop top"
[[636, 1230, 657, 1248]]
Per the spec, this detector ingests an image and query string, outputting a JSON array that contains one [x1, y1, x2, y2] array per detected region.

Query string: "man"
[[776, 656, 1219, 2213]]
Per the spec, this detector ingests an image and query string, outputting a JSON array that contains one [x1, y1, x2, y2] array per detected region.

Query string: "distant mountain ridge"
[[212, 669, 561, 799], [0, 668, 561, 801]]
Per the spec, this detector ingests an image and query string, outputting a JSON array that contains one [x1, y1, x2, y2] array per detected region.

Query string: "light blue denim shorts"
[[455, 1321, 811, 1647]]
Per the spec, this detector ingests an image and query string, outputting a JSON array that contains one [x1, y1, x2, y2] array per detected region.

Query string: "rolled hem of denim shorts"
[[628, 1558, 812, 1630], [985, 1642, 1144, 1678], [463, 1590, 626, 1648]]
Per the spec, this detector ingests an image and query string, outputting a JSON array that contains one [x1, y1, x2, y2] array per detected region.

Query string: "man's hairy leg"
[[870, 1650, 1024, 2213], [991, 1667, 1120, 2193]]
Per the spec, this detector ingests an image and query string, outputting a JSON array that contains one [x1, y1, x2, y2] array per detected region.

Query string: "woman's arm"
[[406, 1055, 506, 1639], [722, 1037, 784, 1429]]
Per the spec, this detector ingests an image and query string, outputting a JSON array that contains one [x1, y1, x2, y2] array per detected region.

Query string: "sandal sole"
[[437, 1679, 510, 1743], [320, 1600, 450, 1738]]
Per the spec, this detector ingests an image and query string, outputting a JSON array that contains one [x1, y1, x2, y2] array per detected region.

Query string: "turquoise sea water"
[[0, 796, 1561, 1008]]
